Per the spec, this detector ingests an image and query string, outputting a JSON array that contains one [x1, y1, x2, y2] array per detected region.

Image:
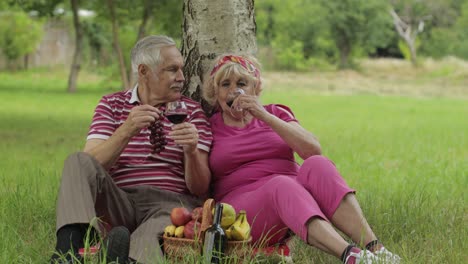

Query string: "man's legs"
[[125, 186, 202, 263], [52, 152, 137, 262]]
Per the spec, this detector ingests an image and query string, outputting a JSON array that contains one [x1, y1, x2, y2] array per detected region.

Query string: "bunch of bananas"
[[164, 225, 184, 238], [225, 210, 251, 241]]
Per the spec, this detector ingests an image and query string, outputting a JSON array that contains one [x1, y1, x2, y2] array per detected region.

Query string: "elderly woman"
[[202, 54, 400, 264]]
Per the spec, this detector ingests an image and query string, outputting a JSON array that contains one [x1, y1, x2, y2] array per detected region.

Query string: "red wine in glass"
[[166, 101, 188, 124], [167, 114, 187, 124]]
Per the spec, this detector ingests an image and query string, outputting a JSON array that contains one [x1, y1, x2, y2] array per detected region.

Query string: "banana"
[[174, 225, 185, 238], [225, 225, 234, 240], [230, 210, 251, 241], [164, 225, 176, 237]]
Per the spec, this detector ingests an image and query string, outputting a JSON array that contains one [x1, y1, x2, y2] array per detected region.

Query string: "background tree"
[[181, 0, 256, 111], [67, 0, 83, 93], [256, 0, 332, 70], [0, 11, 43, 70], [106, 0, 130, 90], [320, 0, 393, 69], [416, 0, 468, 59], [388, 0, 460, 65]]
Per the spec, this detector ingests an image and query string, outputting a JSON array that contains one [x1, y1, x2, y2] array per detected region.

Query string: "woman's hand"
[[233, 94, 271, 121]]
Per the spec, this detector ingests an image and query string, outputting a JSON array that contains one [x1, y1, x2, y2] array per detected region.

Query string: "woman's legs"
[[223, 175, 352, 260], [297, 155, 382, 250], [306, 217, 349, 258], [331, 193, 377, 247], [223, 176, 322, 245]]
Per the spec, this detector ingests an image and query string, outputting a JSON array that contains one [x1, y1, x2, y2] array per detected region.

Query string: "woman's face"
[[216, 73, 255, 113]]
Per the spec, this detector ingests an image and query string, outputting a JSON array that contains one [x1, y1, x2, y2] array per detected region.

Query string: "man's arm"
[[83, 125, 134, 170], [183, 149, 211, 196], [169, 122, 211, 196], [84, 104, 162, 170]]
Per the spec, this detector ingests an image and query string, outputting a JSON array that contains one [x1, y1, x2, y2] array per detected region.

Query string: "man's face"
[[147, 46, 185, 102]]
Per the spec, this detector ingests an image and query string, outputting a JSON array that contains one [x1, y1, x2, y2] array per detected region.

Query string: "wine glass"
[[166, 101, 188, 124], [227, 88, 245, 112]]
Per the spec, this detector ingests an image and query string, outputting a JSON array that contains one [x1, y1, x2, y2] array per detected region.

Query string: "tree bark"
[[137, 0, 153, 41], [67, 0, 83, 93], [390, 8, 419, 66], [182, 0, 257, 111], [107, 0, 130, 90]]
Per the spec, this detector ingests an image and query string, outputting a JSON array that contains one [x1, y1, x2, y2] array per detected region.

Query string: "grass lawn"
[[0, 59, 466, 263]]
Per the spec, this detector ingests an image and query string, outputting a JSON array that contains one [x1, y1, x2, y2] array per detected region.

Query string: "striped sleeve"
[[188, 104, 213, 152], [87, 96, 116, 140], [269, 104, 298, 123]]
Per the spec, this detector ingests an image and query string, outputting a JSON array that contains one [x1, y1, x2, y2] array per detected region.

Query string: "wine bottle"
[[203, 203, 227, 263]]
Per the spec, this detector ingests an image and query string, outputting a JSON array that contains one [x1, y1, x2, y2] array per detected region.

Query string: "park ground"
[[0, 58, 466, 263]]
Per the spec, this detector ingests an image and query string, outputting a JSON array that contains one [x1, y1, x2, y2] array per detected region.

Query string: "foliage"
[[392, 0, 468, 60], [1, 0, 64, 17], [320, 0, 394, 68], [416, 0, 468, 59], [398, 38, 421, 62], [0, 11, 43, 68], [256, 0, 335, 71], [453, 0, 468, 59]]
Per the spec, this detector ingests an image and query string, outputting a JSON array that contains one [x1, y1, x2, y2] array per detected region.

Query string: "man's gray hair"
[[130, 35, 176, 76]]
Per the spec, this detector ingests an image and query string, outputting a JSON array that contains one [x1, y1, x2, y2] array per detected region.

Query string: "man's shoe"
[[50, 252, 82, 264], [101, 226, 131, 264]]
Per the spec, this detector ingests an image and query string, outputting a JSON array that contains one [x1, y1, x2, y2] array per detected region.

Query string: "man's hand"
[[168, 122, 199, 153], [122, 105, 163, 137]]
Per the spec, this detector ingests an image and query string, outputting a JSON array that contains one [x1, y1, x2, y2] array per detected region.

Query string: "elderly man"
[[50, 35, 212, 263]]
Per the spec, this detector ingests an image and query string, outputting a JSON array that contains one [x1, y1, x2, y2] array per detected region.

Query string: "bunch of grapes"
[[149, 119, 167, 153]]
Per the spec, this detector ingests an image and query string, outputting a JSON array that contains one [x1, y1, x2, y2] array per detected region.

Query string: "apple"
[[184, 219, 201, 239], [170, 207, 192, 226], [191, 207, 203, 222]]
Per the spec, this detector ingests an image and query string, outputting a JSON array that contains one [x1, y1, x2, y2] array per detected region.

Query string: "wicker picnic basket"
[[163, 198, 252, 260]]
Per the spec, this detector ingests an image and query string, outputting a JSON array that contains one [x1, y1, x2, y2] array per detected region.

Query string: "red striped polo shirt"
[[87, 87, 213, 194]]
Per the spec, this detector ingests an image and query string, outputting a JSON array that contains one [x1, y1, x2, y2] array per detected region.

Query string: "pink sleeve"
[[87, 96, 116, 140], [268, 104, 298, 123]]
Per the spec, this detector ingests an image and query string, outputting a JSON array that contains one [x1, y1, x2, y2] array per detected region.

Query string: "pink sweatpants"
[[221, 155, 354, 245]]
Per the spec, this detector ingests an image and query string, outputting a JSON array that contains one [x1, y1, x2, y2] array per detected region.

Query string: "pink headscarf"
[[210, 55, 260, 78]]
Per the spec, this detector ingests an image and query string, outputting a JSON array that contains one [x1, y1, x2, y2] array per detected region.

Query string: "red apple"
[[170, 207, 192, 226], [184, 219, 201, 239], [191, 207, 203, 222]]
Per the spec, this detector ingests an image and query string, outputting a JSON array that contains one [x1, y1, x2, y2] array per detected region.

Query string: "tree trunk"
[[339, 49, 350, 69], [23, 54, 29, 70], [337, 37, 351, 69], [67, 0, 83, 93], [182, 0, 257, 111], [107, 0, 130, 90], [408, 39, 417, 66], [137, 0, 153, 41], [390, 8, 419, 66]]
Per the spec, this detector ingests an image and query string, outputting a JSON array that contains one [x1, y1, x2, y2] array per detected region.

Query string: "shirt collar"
[[129, 84, 140, 104]]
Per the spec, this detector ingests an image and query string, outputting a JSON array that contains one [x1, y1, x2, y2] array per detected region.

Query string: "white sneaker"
[[345, 249, 379, 264], [373, 247, 401, 264]]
